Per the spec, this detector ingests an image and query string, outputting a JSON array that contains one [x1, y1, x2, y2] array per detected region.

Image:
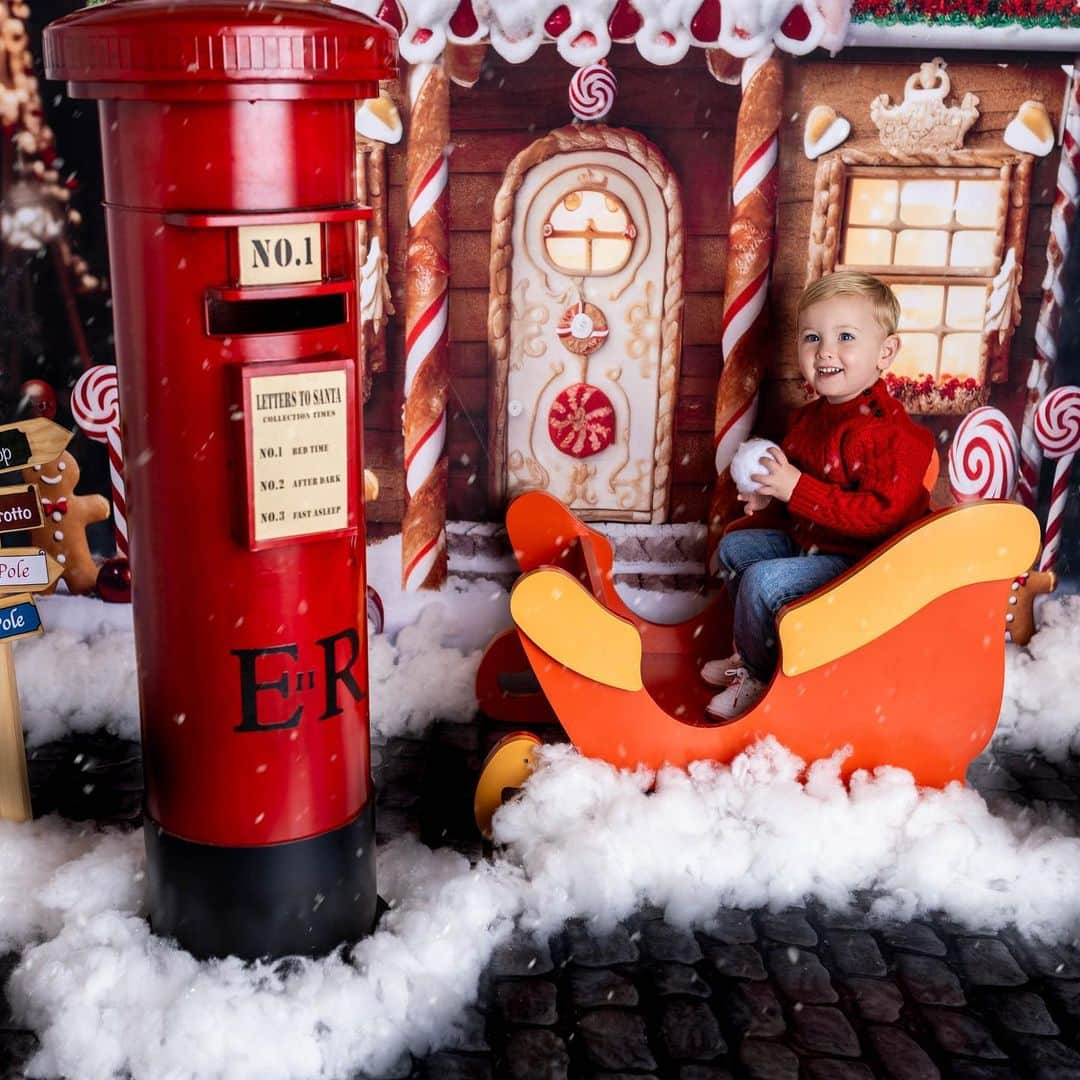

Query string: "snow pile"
[[997, 595, 1080, 761], [5, 741, 1080, 1079], [369, 606, 482, 737], [496, 740, 1080, 941], [366, 532, 510, 650], [5, 829, 521, 1080], [14, 597, 140, 746]]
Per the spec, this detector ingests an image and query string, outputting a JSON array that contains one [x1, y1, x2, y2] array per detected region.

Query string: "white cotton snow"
[[4, 828, 523, 1080], [4, 733, 1080, 1079], [494, 739, 1080, 942], [14, 595, 140, 745], [996, 595, 1080, 760], [730, 437, 781, 494], [369, 605, 482, 737]]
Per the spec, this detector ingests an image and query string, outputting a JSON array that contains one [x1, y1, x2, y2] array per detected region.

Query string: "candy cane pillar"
[[402, 62, 450, 591], [706, 49, 784, 572], [1018, 62, 1080, 508]]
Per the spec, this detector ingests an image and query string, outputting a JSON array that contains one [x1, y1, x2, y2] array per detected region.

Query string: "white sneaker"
[[700, 653, 744, 688], [706, 669, 767, 721]]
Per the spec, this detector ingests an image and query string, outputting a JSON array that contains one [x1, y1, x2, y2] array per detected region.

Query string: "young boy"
[[704, 271, 935, 721]]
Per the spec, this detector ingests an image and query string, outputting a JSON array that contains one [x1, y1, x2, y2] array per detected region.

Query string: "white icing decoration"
[[985, 248, 1020, 343], [570, 312, 595, 339]]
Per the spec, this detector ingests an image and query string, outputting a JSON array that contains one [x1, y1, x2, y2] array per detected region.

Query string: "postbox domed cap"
[[44, 0, 397, 101]]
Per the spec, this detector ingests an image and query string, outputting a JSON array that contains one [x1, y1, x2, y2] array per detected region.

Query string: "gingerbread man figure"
[[21, 450, 110, 595]]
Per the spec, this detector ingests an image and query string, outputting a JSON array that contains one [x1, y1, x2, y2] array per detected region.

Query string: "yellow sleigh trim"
[[778, 501, 1040, 677]]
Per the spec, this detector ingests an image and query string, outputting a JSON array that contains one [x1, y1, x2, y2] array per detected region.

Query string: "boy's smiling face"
[[797, 293, 900, 404]]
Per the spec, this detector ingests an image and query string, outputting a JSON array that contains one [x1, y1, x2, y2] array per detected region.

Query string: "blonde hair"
[[797, 271, 900, 336]]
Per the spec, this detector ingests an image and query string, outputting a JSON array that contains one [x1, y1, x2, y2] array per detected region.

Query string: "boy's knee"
[[741, 561, 788, 612]]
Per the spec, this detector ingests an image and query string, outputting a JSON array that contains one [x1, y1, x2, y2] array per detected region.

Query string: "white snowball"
[[730, 438, 780, 494]]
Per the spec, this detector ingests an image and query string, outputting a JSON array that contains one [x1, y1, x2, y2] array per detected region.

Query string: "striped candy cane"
[[401, 62, 450, 591], [1034, 386, 1080, 571], [71, 364, 127, 556], [1019, 66, 1080, 508], [707, 48, 784, 571]]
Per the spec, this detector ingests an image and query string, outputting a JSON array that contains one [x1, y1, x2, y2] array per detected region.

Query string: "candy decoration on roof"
[[569, 61, 617, 121], [71, 363, 127, 558], [947, 407, 1019, 503], [707, 49, 784, 571], [1003, 99, 1055, 157], [1018, 71, 1080, 508], [402, 62, 450, 591], [1034, 386, 1080, 572]]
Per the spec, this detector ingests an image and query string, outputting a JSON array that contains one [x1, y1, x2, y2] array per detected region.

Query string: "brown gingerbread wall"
[[764, 51, 1068, 445], [364, 45, 740, 529]]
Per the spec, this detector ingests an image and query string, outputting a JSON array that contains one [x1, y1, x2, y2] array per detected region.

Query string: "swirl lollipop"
[[1035, 385, 1080, 571], [569, 62, 617, 122], [71, 364, 127, 557], [947, 406, 1019, 503]]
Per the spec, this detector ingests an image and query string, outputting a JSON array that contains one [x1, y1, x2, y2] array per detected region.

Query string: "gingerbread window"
[[542, 189, 636, 276], [808, 152, 1033, 415]]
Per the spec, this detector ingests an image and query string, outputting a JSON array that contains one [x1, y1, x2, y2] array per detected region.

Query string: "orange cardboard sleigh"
[[474, 489, 1040, 835]]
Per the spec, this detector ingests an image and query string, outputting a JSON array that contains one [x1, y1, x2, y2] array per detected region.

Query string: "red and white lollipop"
[[947, 406, 1019, 503], [71, 364, 127, 557], [569, 62, 617, 122], [1035, 385, 1080, 570]]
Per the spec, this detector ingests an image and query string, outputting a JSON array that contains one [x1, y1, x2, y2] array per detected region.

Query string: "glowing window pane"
[[894, 229, 949, 266], [843, 228, 893, 266], [592, 238, 633, 273], [955, 181, 1001, 228], [899, 180, 954, 227], [544, 237, 589, 272], [950, 230, 997, 268], [893, 333, 939, 377], [545, 189, 634, 275], [892, 284, 944, 330], [847, 179, 899, 226], [945, 285, 988, 330], [941, 333, 984, 379]]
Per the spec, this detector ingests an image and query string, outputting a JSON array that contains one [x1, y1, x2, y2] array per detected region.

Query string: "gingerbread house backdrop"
[[349, 0, 1080, 590]]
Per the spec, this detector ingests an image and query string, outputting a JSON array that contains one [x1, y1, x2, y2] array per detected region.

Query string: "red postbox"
[[44, 0, 396, 960]]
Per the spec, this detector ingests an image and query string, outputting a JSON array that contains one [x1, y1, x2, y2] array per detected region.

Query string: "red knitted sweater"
[[751, 380, 935, 557]]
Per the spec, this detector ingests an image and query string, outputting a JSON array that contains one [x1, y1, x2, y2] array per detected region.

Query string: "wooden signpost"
[[0, 418, 72, 822]]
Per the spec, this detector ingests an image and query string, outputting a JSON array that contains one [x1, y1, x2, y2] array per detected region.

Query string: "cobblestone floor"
[[3, 724, 1080, 1079]]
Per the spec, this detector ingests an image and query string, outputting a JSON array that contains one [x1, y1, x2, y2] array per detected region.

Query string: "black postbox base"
[[144, 801, 377, 961]]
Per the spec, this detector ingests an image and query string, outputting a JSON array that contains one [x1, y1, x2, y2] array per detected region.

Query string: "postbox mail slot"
[[207, 291, 349, 337], [232, 355, 358, 551]]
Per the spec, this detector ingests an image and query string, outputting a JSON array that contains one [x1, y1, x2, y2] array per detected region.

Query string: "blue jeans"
[[718, 529, 855, 681]]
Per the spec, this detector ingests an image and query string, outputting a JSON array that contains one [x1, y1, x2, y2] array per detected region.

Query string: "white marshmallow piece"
[[731, 438, 780, 495]]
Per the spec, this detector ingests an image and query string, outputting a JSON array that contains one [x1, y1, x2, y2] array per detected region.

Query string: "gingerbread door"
[[488, 128, 684, 523]]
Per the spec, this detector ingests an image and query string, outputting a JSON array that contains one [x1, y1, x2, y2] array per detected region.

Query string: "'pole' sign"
[[0, 549, 63, 593], [0, 594, 42, 644]]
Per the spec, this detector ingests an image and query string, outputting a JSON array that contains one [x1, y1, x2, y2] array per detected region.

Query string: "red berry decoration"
[[545, 5, 572, 36], [608, 0, 643, 40], [690, 0, 722, 43], [96, 556, 132, 604], [18, 379, 57, 420], [449, 0, 479, 37], [548, 383, 616, 459], [779, 4, 812, 41]]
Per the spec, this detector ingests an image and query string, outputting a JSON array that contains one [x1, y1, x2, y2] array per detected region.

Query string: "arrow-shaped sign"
[[0, 549, 63, 594], [0, 593, 42, 645], [0, 419, 72, 474], [0, 484, 43, 534]]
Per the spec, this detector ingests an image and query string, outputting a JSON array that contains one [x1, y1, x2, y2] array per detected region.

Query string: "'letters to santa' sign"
[[234, 356, 357, 550]]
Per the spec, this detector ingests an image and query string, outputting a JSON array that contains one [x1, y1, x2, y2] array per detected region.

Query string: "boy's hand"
[[751, 447, 801, 503], [737, 491, 772, 515]]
